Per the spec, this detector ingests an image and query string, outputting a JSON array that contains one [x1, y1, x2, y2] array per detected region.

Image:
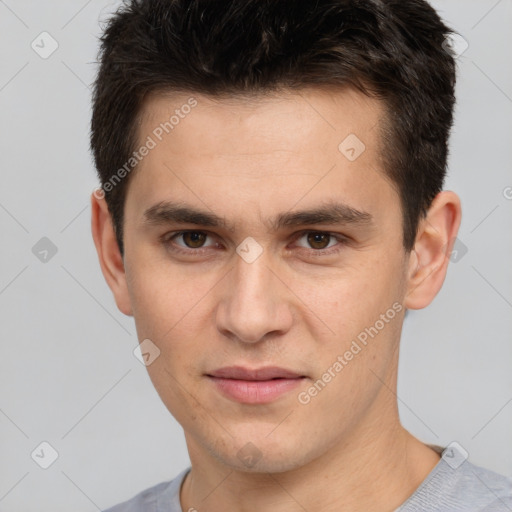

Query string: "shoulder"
[[398, 447, 512, 512], [103, 468, 190, 512], [464, 462, 512, 511]]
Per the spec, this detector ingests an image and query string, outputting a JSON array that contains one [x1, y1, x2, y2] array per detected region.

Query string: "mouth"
[[206, 366, 307, 404]]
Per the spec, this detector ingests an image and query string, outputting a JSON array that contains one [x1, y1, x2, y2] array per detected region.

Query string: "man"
[[90, 0, 511, 510]]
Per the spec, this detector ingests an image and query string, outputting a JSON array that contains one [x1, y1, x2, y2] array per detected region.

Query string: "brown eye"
[[306, 232, 332, 250], [162, 230, 218, 255], [181, 231, 208, 248]]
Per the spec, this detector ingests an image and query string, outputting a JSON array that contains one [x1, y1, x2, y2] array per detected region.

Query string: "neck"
[[180, 401, 440, 512]]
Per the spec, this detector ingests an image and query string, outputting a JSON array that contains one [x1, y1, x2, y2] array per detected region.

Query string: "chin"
[[209, 433, 316, 474]]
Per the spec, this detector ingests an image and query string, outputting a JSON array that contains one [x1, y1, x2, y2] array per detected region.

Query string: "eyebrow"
[[143, 200, 373, 232]]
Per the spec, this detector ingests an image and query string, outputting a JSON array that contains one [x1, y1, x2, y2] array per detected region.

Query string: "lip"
[[206, 366, 306, 404], [208, 366, 304, 380]]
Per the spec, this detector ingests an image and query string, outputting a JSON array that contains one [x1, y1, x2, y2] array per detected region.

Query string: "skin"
[[91, 87, 461, 512]]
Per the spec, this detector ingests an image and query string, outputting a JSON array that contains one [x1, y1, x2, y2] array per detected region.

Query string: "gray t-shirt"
[[104, 445, 512, 511]]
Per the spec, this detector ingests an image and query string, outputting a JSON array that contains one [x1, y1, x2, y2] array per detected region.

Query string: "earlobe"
[[90, 192, 133, 316], [404, 191, 462, 310]]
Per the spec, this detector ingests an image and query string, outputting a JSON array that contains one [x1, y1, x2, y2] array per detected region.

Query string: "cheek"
[[127, 265, 210, 420], [292, 259, 402, 332], [292, 257, 406, 386], [124, 249, 212, 337], [124, 255, 218, 386]]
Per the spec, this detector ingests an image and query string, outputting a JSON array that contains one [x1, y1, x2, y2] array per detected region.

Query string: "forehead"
[[126, 87, 398, 232], [139, 86, 384, 158]]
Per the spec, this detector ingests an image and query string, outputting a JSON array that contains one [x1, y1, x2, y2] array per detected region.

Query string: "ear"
[[90, 191, 133, 316], [404, 190, 462, 310]]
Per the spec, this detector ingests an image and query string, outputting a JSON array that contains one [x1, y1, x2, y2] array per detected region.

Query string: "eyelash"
[[161, 230, 349, 257]]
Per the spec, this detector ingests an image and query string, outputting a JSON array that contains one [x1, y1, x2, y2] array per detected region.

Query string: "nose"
[[215, 248, 293, 344]]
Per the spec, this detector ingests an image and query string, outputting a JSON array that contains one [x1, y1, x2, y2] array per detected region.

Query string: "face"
[[120, 88, 411, 472]]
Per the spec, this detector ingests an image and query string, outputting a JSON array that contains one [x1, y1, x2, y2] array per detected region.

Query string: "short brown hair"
[[91, 0, 457, 255]]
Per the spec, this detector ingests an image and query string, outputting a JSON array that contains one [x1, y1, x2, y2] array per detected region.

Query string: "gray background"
[[0, 1, 511, 510]]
